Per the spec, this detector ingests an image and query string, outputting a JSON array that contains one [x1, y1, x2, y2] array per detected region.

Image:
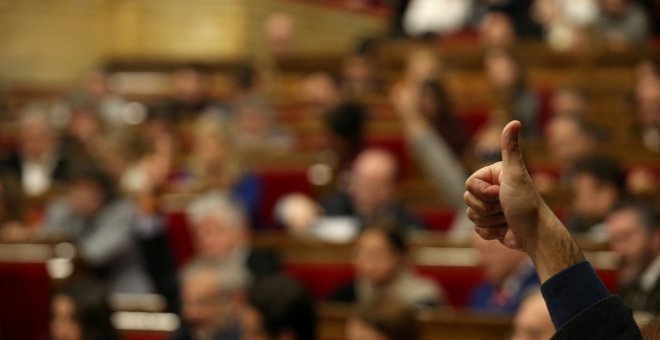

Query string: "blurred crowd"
[[1, 0, 659, 339]]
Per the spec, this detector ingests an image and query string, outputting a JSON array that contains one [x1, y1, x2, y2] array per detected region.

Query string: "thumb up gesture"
[[464, 121, 584, 282]]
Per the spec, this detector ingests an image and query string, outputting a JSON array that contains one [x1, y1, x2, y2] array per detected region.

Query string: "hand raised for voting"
[[464, 121, 584, 282]]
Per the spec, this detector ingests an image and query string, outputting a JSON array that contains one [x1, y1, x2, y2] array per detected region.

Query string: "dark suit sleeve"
[[541, 261, 642, 340]]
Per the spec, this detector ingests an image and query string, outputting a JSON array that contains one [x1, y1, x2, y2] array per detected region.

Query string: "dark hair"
[[611, 200, 659, 232], [51, 279, 118, 340], [233, 63, 258, 91], [361, 224, 408, 254], [569, 156, 627, 195], [65, 165, 118, 203], [420, 80, 455, 122], [325, 102, 368, 147], [248, 275, 317, 340], [351, 296, 419, 340]]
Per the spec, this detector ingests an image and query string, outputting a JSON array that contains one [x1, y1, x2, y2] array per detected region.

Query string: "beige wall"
[[0, 0, 385, 86]]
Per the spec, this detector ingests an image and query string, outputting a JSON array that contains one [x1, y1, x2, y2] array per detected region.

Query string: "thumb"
[[501, 120, 526, 173]]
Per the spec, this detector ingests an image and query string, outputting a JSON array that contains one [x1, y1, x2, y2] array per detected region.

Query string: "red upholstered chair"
[[285, 262, 354, 300], [595, 269, 618, 293], [458, 108, 490, 139], [165, 212, 194, 268], [0, 262, 51, 340], [256, 169, 314, 230], [415, 207, 456, 232], [416, 265, 485, 309]]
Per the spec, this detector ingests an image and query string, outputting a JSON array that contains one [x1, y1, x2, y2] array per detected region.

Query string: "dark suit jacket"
[[320, 191, 425, 231], [618, 275, 660, 313], [0, 152, 70, 192], [552, 296, 642, 340], [246, 248, 282, 279]]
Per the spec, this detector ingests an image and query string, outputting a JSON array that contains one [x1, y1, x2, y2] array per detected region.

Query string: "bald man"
[[320, 148, 425, 231]]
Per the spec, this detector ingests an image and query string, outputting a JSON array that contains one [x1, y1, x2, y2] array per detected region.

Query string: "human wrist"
[[526, 204, 585, 283]]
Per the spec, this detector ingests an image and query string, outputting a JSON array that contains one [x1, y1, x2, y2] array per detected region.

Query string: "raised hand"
[[464, 121, 584, 282]]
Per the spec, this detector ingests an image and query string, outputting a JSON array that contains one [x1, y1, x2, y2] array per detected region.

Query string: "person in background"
[[341, 53, 380, 100], [39, 166, 155, 295], [535, 115, 601, 192], [633, 65, 660, 152], [469, 234, 539, 313], [232, 96, 292, 153], [166, 66, 212, 122], [69, 68, 128, 131], [598, 0, 650, 49], [300, 72, 343, 118], [416, 80, 468, 157], [322, 102, 368, 174], [180, 113, 262, 223], [50, 278, 118, 340], [606, 201, 660, 312], [329, 224, 444, 308], [346, 296, 419, 340], [321, 148, 425, 231], [484, 48, 541, 139], [533, 0, 599, 52], [401, 0, 473, 38], [173, 258, 249, 340], [0, 105, 71, 198], [242, 274, 317, 340], [511, 291, 555, 340], [186, 193, 281, 279], [479, 11, 517, 48], [566, 156, 627, 237], [550, 86, 589, 117]]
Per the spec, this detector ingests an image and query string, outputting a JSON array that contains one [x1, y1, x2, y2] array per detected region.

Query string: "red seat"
[[285, 262, 354, 300], [596, 269, 618, 293], [165, 212, 194, 268], [416, 265, 485, 309], [415, 208, 456, 232], [256, 169, 314, 230], [0, 262, 50, 340]]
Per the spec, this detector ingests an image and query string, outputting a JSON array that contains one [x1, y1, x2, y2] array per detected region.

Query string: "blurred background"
[[0, 0, 658, 339]]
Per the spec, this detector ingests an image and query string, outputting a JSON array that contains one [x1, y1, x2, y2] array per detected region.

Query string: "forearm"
[[526, 204, 585, 283]]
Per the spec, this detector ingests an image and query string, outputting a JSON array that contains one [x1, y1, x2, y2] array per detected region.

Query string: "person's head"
[[180, 258, 249, 339], [472, 234, 528, 285], [635, 73, 660, 127], [354, 225, 407, 287], [569, 156, 626, 223], [511, 291, 554, 340], [192, 113, 241, 186], [50, 279, 117, 340], [551, 86, 588, 117], [342, 54, 377, 98], [264, 12, 295, 58], [172, 66, 208, 104], [600, 0, 629, 17], [404, 49, 442, 87], [187, 193, 249, 259], [301, 72, 342, 114], [18, 105, 58, 160], [274, 193, 320, 236], [479, 11, 516, 48], [545, 115, 599, 167], [324, 102, 367, 163], [346, 296, 419, 340], [606, 201, 660, 285], [65, 166, 117, 218], [234, 97, 275, 144], [484, 48, 525, 93], [349, 149, 399, 217], [243, 275, 317, 340], [419, 80, 454, 123]]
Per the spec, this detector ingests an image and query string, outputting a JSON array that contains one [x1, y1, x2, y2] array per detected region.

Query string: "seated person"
[[598, 0, 650, 49], [174, 258, 248, 340], [550, 86, 589, 118], [329, 224, 445, 309], [346, 296, 419, 340], [566, 156, 627, 237], [232, 97, 292, 153], [321, 149, 425, 231], [0, 106, 71, 198], [606, 201, 660, 312], [186, 193, 281, 278], [469, 234, 539, 313], [40, 166, 158, 295], [176, 113, 262, 224], [243, 274, 317, 340], [484, 48, 540, 139], [511, 290, 554, 340], [50, 278, 118, 340]]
